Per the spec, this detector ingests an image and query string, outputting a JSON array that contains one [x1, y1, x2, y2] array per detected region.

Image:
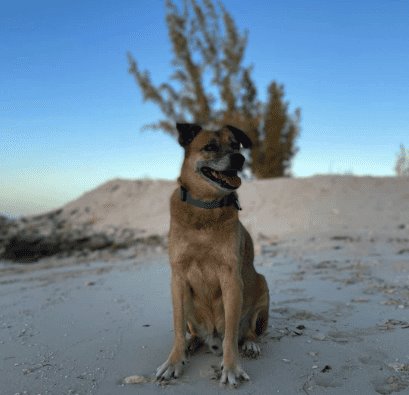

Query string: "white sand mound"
[[59, 176, 409, 239]]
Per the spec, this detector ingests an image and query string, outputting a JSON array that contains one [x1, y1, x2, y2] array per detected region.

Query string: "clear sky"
[[1, 0, 408, 216]]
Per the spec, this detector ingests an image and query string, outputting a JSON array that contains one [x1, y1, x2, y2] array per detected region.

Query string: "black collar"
[[179, 186, 242, 210]]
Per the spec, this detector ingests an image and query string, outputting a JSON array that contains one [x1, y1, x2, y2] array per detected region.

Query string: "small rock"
[[312, 334, 326, 341], [123, 375, 149, 384]]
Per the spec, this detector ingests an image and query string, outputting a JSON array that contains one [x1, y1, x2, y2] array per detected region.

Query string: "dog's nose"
[[230, 153, 245, 170]]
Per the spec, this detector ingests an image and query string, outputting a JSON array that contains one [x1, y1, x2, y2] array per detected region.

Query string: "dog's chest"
[[170, 221, 236, 259], [169, 227, 233, 291], [186, 260, 220, 297]]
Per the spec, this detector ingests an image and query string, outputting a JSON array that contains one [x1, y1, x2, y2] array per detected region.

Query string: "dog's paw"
[[219, 364, 250, 388], [206, 334, 223, 356], [241, 341, 261, 358], [187, 335, 203, 355], [156, 358, 186, 381]]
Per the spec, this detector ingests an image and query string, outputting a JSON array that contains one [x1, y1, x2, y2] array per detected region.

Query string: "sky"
[[1, 0, 408, 216]]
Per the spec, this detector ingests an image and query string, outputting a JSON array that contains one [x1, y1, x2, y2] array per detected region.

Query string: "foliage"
[[128, 0, 301, 177], [395, 144, 409, 176]]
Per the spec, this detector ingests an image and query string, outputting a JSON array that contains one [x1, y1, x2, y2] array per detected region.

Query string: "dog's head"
[[176, 123, 252, 197]]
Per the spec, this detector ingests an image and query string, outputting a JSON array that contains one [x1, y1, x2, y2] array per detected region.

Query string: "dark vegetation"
[[128, 0, 301, 177]]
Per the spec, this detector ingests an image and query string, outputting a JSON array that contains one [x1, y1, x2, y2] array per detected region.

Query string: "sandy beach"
[[1, 176, 409, 394]]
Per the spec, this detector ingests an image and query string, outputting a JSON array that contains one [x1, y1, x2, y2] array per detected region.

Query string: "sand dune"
[[59, 175, 409, 238], [2, 175, 408, 262]]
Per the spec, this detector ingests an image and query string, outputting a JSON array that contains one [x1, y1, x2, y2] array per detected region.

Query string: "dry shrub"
[[395, 145, 409, 176]]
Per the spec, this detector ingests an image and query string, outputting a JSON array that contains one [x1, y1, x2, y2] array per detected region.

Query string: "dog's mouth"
[[200, 167, 241, 190]]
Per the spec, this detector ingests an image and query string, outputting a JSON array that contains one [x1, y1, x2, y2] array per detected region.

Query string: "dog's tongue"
[[220, 173, 241, 189]]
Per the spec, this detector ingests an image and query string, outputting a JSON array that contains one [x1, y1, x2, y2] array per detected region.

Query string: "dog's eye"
[[203, 144, 219, 152], [232, 142, 240, 150]]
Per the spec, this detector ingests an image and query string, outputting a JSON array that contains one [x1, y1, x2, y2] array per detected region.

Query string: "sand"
[[1, 176, 409, 394], [58, 175, 409, 240]]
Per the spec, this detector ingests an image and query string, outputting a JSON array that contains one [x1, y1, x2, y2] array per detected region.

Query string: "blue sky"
[[1, 0, 408, 216]]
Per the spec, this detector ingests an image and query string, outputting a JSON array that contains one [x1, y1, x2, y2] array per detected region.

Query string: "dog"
[[156, 123, 270, 387]]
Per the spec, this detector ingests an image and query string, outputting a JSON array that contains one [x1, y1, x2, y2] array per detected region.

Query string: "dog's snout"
[[230, 153, 245, 170]]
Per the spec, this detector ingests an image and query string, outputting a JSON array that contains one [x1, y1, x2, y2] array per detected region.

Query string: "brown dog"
[[156, 123, 270, 387]]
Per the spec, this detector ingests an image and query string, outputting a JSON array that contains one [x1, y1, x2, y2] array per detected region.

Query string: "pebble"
[[312, 334, 326, 341], [123, 375, 149, 384]]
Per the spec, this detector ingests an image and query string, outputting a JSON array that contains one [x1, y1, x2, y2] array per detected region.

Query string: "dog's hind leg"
[[241, 275, 269, 358], [240, 308, 268, 358], [186, 321, 204, 354]]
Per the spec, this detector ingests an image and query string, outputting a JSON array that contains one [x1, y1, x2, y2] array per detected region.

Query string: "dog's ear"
[[176, 123, 202, 147], [225, 125, 252, 149]]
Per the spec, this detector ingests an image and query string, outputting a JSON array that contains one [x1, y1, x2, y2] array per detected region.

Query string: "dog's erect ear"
[[176, 123, 202, 147], [225, 125, 252, 149]]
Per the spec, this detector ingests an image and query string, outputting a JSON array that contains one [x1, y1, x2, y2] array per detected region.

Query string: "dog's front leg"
[[156, 272, 187, 380], [220, 268, 250, 387]]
